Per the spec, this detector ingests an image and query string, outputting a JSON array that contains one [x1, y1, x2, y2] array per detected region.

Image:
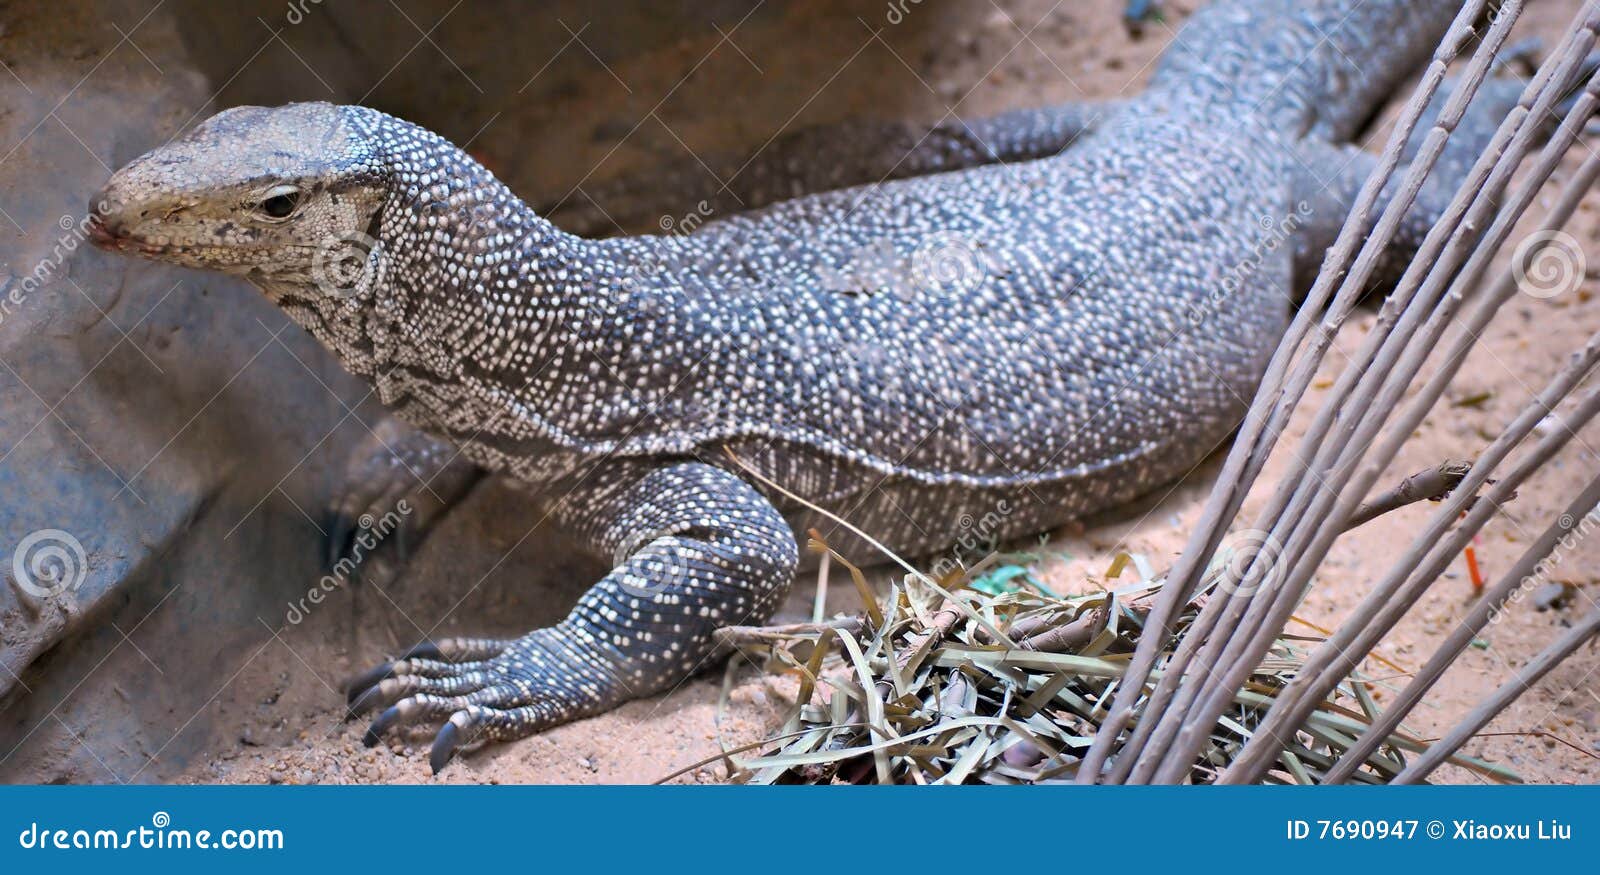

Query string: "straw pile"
[[712, 542, 1516, 785]]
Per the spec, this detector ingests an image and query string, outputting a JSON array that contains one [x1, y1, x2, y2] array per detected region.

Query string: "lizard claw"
[[343, 637, 510, 716], [363, 706, 405, 746], [342, 661, 399, 707], [430, 715, 469, 774], [349, 630, 629, 773], [326, 417, 481, 586]]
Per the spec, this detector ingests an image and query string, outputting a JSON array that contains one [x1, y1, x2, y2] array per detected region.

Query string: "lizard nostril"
[[89, 192, 119, 224]]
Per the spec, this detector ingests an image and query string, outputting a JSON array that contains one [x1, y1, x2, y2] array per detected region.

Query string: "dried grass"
[[709, 544, 1519, 785]]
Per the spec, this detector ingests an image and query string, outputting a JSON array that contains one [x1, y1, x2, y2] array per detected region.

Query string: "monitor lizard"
[[89, 0, 1532, 771]]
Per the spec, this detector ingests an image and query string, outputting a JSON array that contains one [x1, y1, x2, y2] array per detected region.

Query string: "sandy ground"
[[176, 0, 1600, 784]]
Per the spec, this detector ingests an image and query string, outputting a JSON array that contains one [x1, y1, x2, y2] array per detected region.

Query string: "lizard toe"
[[342, 660, 401, 701], [430, 713, 469, 774], [347, 671, 498, 718], [429, 703, 570, 774], [400, 637, 509, 662], [346, 638, 511, 716], [363, 694, 466, 747]]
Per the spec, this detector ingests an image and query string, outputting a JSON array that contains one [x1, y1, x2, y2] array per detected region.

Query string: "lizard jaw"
[[86, 214, 177, 258]]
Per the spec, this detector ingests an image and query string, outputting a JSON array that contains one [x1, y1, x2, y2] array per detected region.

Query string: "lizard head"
[[89, 102, 388, 300], [91, 101, 565, 386]]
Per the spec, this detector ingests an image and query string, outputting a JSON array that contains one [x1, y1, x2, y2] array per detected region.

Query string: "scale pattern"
[[90, 0, 1465, 769]]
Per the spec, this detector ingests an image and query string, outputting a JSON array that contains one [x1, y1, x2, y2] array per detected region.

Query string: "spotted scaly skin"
[[91, 0, 1470, 771]]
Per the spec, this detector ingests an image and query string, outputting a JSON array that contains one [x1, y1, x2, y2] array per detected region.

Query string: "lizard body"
[[92, 0, 1489, 770]]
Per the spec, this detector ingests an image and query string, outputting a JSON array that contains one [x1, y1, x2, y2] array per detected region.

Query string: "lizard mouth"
[[86, 216, 179, 257], [85, 215, 120, 248]]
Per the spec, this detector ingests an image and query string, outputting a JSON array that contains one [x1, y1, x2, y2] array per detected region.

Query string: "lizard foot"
[[346, 629, 629, 773], [326, 417, 482, 586]]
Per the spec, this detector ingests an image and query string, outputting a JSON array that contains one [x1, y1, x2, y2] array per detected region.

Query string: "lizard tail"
[[1147, 0, 1468, 143]]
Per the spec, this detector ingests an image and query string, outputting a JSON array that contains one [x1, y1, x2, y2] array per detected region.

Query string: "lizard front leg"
[[346, 460, 798, 772], [326, 415, 482, 585]]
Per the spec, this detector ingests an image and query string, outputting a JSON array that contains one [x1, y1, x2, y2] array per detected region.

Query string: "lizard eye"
[[256, 185, 302, 220]]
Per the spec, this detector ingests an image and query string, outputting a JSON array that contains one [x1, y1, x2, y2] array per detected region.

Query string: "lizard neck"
[[311, 106, 673, 454]]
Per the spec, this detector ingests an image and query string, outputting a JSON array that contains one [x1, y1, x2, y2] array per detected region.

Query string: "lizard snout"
[[85, 214, 123, 250], [86, 188, 184, 257], [86, 192, 133, 250]]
